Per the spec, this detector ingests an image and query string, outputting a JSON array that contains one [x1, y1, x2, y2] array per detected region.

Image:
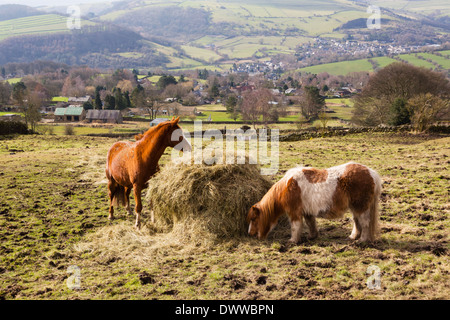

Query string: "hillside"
[[0, 0, 448, 71], [0, 4, 43, 22]]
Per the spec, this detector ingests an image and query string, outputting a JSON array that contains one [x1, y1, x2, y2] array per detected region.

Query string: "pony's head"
[[247, 177, 299, 240], [247, 204, 263, 239], [168, 116, 192, 152]]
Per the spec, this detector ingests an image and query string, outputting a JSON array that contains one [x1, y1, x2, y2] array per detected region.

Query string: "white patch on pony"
[[284, 162, 350, 217], [248, 221, 252, 234], [289, 220, 302, 242]]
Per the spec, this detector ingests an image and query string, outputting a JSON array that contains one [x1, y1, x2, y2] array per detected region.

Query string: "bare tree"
[[241, 88, 274, 129], [23, 91, 43, 133], [0, 81, 12, 106], [299, 86, 325, 122], [407, 93, 449, 132]]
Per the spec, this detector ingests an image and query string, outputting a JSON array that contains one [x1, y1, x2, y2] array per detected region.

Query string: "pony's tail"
[[112, 184, 126, 207], [369, 172, 382, 241]]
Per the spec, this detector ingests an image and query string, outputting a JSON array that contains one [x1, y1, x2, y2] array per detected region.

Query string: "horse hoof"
[[308, 233, 318, 241]]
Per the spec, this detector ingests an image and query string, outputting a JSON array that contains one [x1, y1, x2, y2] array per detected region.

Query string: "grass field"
[[4, 78, 22, 84], [297, 59, 374, 76], [0, 129, 448, 300], [295, 51, 450, 76], [416, 53, 450, 69], [0, 14, 96, 41], [397, 54, 437, 69]]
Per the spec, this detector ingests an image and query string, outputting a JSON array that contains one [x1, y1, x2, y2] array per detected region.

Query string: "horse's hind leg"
[[358, 209, 374, 242], [125, 187, 132, 216], [133, 184, 142, 229], [349, 212, 362, 240], [107, 179, 116, 220]]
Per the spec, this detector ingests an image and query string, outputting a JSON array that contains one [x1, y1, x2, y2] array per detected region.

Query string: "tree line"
[[352, 63, 450, 131]]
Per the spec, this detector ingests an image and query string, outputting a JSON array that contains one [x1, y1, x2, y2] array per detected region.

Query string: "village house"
[[54, 105, 86, 122], [68, 96, 92, 105], [0, 114, 22, 122]]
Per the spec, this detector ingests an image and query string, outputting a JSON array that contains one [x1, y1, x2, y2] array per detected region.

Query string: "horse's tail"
[[112, 184, 126, 207], [369, 170, 382, 241]]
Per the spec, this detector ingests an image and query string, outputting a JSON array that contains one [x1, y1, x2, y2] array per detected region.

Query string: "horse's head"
[[247, 203, 263, 239], [168, 116, 192, 152]]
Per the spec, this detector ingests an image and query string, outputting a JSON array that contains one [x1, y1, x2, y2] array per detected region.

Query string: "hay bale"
[[145, 160, 273, 242]]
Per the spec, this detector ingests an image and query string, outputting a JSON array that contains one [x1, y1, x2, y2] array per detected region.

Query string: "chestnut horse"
[[247, 162, 381, 243], [106, 117, 191, 228]]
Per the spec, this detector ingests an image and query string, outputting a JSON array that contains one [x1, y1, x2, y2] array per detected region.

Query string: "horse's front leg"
[[133, 185, 142, 229], [107, 180, 115, 221]]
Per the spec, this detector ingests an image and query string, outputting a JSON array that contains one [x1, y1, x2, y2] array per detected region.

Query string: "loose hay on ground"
[[73, 160, 274, 265], [145, 160, 274, 243]]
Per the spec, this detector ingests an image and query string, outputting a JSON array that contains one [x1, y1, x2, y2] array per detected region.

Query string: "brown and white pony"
[[247, 162, 381, 243], [106, 117, 191, 228]]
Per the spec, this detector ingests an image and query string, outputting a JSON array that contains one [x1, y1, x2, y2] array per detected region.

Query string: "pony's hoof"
[[308, 233, 318, 241]]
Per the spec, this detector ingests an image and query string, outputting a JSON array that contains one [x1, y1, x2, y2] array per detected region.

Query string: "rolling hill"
[[0, 0, 448, 72]]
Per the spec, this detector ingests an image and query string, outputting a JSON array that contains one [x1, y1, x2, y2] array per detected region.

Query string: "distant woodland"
[[0, 26, 168, 68]]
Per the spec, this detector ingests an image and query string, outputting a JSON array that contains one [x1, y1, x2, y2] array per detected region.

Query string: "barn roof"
[[86, 109, 122, 120], [54, 105, 84, 116], [68, 96, 90, 103]]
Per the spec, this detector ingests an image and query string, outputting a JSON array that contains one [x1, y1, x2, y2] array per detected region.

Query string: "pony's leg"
[[288, 216, 303, 243], [304, 215, 318, 240], [125, 187, 132, 216], [357, 210, 372, 242], [349, 213, 362, 241], [133, 185, 142, 229], [107, 180, 115, 220]]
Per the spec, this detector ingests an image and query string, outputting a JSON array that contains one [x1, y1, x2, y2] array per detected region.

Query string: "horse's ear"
[[251, 205, 260, 216], [173, 116, 180, 124]]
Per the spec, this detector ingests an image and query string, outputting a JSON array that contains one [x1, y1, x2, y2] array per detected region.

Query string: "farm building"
[[150, 118, 169, 127], [0, 114, 22, 121], [68, 96, 92, 105], [54, 105, 86, 122], [85, 110, 123, 124]]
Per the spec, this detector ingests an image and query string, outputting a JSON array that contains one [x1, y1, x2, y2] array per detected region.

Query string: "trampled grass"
[[0, 131, 448, 299]]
